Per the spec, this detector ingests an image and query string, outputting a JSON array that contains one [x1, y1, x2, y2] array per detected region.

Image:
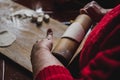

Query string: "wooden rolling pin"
[[52, 14, 92, 66]]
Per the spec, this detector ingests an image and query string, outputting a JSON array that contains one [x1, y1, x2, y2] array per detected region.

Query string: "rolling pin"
[[52, 14, 92, 66]]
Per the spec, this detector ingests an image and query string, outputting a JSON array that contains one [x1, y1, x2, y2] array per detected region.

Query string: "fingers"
[[80, 9, 88, 14], [80, 1, 98, 14], [84, 1, 98, 8], [36, 39, 41, 43], [36, 28, 53, 43], [80, 6, 95, 15], [33, 28, 53, 51], [80, 1, 104, 22], [85, 6, 95, 15]]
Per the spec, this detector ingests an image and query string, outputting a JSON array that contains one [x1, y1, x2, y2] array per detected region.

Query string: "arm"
[[31, 29, 73, 79]]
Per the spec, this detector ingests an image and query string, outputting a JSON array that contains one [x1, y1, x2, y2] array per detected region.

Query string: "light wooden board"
[[0, 0, 67, 72]]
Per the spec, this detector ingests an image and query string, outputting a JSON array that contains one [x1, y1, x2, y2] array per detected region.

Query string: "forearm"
[[31, 48, 64, 78]]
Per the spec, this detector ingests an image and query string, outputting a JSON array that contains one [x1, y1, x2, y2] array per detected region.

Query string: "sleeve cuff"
[[35, 65, 73, 80]]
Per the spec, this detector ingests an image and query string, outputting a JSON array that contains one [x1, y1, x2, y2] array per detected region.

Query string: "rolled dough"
[[0, 30, 16, 47]]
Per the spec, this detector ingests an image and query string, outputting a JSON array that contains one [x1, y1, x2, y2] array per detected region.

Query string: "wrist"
[[32, 50, 64, 78], [35, 47, 51, 54]]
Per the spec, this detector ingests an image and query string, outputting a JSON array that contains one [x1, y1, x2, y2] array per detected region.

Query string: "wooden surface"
[[0, 0, 67, 72]]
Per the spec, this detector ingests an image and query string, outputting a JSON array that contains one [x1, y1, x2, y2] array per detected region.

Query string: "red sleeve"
[[79, 4, 120, 80], [35, 65, 74, 80], [80, 46, 120, 80]]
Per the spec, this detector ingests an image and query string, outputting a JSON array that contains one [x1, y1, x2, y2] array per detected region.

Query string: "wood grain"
[[0, 0, 67, 72]]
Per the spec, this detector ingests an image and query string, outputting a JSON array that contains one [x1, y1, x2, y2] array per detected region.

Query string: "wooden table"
[[0, 0, 67, 73]]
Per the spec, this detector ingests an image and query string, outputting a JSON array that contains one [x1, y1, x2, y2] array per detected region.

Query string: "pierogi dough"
[[0, 30, 16, 47]]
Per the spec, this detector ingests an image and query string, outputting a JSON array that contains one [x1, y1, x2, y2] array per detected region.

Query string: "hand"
[[80, 1, 106, 22], [31, 28, 53, 56], [31, 28, 54, 76], [31, 29, 64, 79]]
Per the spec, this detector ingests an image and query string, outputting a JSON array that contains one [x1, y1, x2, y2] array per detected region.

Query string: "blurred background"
[[13, 0, 120, 22]]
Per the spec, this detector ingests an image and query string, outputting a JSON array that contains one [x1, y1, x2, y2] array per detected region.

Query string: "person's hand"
[[31, 29, 64, 78], [31, 28, 53, 76], [80, 1, 106, 22], [31, 28, 53, 55]]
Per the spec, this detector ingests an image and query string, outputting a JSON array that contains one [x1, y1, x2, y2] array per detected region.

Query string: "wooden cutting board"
[[0, 0, 67, 72]]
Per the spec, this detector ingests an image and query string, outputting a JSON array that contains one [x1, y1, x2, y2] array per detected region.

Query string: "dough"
[[0, 30, 16, 47]]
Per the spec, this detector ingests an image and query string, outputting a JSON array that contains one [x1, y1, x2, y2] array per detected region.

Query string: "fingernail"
[[47, 28, 53, 36]]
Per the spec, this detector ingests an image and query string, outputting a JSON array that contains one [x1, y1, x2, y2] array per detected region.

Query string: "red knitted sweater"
[[36, 4, 120, 80]]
